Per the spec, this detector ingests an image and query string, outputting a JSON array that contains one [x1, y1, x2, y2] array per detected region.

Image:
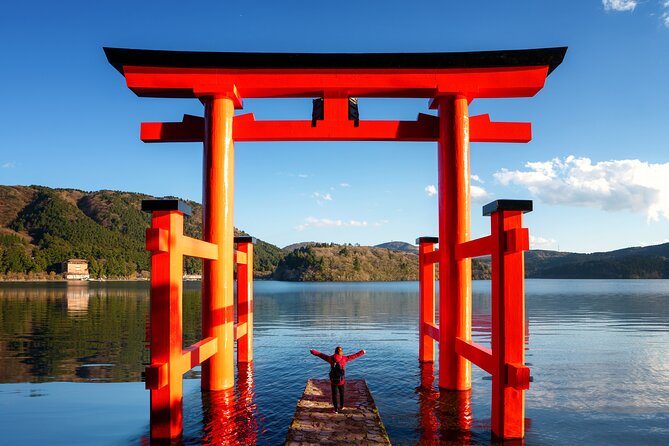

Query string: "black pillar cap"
[[234, 236, 257, 244], [416, 236, 439, 244], [482, 199, 533, 216], [141, 199, 192, 216]]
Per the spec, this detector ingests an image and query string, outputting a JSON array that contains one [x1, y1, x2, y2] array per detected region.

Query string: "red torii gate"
[[105, 46, 566, 440]]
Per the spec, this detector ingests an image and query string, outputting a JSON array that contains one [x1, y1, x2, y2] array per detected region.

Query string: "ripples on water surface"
[[1, 279, 668, 445]]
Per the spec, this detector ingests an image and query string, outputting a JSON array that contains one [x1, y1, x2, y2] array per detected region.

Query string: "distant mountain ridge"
[[1, 185, 668, 280], [283, 242, 320, 252], [374, 241, 419, 254], [523, 245, 669, 279]]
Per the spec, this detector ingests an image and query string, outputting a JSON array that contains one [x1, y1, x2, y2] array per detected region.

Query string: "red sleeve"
[[344, 350, 365, 362], [311, 350, 332, 364]]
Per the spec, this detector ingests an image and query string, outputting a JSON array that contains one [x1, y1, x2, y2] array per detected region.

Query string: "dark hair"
[[335, 346, 343, 355]]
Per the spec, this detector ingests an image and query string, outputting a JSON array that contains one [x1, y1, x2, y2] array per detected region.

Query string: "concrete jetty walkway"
[[285, 379, 391, 445]]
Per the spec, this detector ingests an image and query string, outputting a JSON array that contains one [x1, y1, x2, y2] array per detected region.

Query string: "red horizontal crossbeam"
[[455, 337, 494, 375], [145, 363, 168, 390], [179, 236, 218, 260], [423, 322, 440, 341], [424, 250, 441, 265], [145, 336, 218, 390], [145, 227, 218, 259], [142, 114, 204, 143], [234, 250, 248, 265], [141, 113, 530, 143], [146, 228, 169, 253], [181, 337, 218, 374], [456, 235, 492, 260], [123, 65, 551, 100], [505, 227, 530, 253], [234, 322, 248, 340], [469, 114, 531, 143], [506, 362, 531, 390]]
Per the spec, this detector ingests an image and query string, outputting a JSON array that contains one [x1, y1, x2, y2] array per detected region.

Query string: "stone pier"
[[285, 379, 391, 445]]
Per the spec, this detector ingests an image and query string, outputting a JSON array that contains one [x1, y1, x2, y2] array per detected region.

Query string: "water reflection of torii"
[[105, 46, 566, 441]]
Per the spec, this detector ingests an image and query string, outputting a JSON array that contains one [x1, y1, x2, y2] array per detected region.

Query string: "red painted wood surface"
[[416, 201, 532, 439], [108, 47, 561, 440], [121, 65, 551, 100], [201, 96, 236, 392], [418, 240, 436, 362], [147, 210, 185, 439], [437, 95, 472, 391], [237, 241, 254, 363], [139, 112, 531, 143], [144, 204, 255, 439], [490, 209, 530, 438]]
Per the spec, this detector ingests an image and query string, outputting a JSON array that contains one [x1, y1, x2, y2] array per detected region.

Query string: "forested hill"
[[272, 243, 492, 281], [0, 185, 283, 279], [523, 245, 669, 279], [1, 185, 668, 280]]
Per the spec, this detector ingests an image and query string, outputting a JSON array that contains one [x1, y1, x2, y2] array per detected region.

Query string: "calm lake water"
[[1, 279, 668, 445]]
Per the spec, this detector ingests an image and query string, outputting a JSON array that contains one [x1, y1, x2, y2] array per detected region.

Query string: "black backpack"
[[329, 358, 345, 384]]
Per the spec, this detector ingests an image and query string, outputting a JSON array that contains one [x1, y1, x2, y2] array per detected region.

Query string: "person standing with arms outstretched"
[[310, 346, 366, 413]]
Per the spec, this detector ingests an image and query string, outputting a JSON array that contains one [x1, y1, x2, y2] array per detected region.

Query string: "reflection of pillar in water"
[[417, 362, 439, 443], [437, 388, 472, 444], [200, 362, 258, 445], [66, 283, 90, 316], [201, 387, 236, 444], [235, 362, 259, 443]]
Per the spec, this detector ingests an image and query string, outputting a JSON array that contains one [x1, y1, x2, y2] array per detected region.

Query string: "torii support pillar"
[[486, 200, 532, 438], [436, 95, 472, 391], [201, 96, 236, 391], [417, 199, 533, 439], [417, 236, 438, 363], [235, 236, 255, 364], [142, 199, 220, 439]]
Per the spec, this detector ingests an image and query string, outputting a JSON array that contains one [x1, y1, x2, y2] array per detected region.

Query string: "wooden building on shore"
[[61, 259, 90, 280]]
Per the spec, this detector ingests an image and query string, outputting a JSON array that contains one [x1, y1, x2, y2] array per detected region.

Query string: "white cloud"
[[2, 162, 16, 169], [494, 156, 669, 221], [530, 235, 558, 250], [471, 174, 483, 183], [312, 192, 333, 204], [297, 173, 311, 178], [340, 183, 351, 188], [295, 217, 369, 231], [471, 185, 489, 202], [425, 185, 437, 197], [602, 0, 637, 11], [602, 1, 669, 28], [425, 183, 488, 201]]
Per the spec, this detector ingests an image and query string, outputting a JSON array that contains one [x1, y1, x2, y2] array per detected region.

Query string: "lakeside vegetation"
[[1, 185, 668, 281], [0, 186, 282, 280]]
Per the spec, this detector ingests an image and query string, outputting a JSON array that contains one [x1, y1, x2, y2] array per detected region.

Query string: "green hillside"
[[0, 186, 283, 279], [2, 185, 668, 281], [273, 243, 492, 281], [523, 247, 669, 279]]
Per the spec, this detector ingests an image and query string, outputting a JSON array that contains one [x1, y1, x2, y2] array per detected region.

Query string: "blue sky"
[[0, 1, 667, 252]]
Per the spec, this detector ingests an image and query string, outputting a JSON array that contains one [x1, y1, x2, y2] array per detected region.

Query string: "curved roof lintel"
[[104, 47, 567, 77]]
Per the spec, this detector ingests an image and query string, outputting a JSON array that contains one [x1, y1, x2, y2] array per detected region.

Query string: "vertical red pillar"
[[236, 236, 255, 363], [145, 204, 187, 439], [202, 95, 235, 391], [486, 199, 532, 439], [417, 237, 437, 363], [437, 95, 472, 390]]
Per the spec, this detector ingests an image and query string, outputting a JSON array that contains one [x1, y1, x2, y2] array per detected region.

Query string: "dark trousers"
[[331, 384, 344, 409]]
